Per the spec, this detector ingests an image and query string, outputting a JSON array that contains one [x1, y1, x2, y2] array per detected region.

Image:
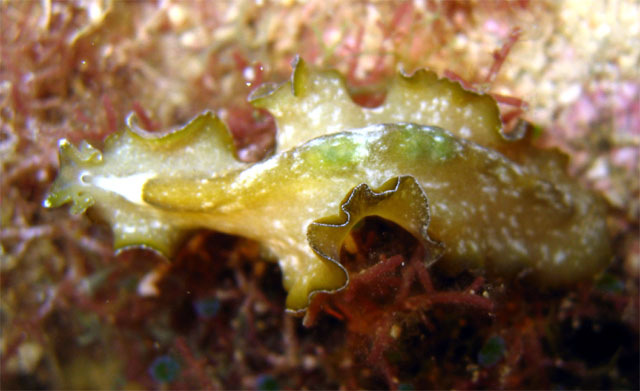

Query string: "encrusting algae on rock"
[[44, 57, 611, 311]]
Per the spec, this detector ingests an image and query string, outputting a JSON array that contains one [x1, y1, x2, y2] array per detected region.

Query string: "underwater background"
[[1, 1, 638, 389]]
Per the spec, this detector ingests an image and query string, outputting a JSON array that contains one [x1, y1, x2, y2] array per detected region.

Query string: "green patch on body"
[[386, 123, 459, 162], [302, 135, 366, 169]]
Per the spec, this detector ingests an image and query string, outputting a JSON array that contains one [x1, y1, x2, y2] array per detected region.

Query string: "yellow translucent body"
[[45, 59, 611, 311]]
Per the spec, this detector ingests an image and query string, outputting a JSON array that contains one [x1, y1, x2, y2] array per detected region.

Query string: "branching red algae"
[[3, 2, 637, 390]]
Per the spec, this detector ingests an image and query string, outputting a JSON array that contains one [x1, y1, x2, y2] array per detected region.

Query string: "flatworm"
[[45, 58, 611, 311]]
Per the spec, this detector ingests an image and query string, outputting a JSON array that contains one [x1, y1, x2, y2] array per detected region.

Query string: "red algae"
[[1, 1, 637, 390]]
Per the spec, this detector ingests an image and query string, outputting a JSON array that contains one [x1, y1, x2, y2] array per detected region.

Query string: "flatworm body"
[[45, 58, 611, 311]]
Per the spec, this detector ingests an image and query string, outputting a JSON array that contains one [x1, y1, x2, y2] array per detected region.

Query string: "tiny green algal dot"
[[149, 355, 180, 383], [194, 297, 221, 318], [478, 335, 506, 368], [256, 374, 279, 391]]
